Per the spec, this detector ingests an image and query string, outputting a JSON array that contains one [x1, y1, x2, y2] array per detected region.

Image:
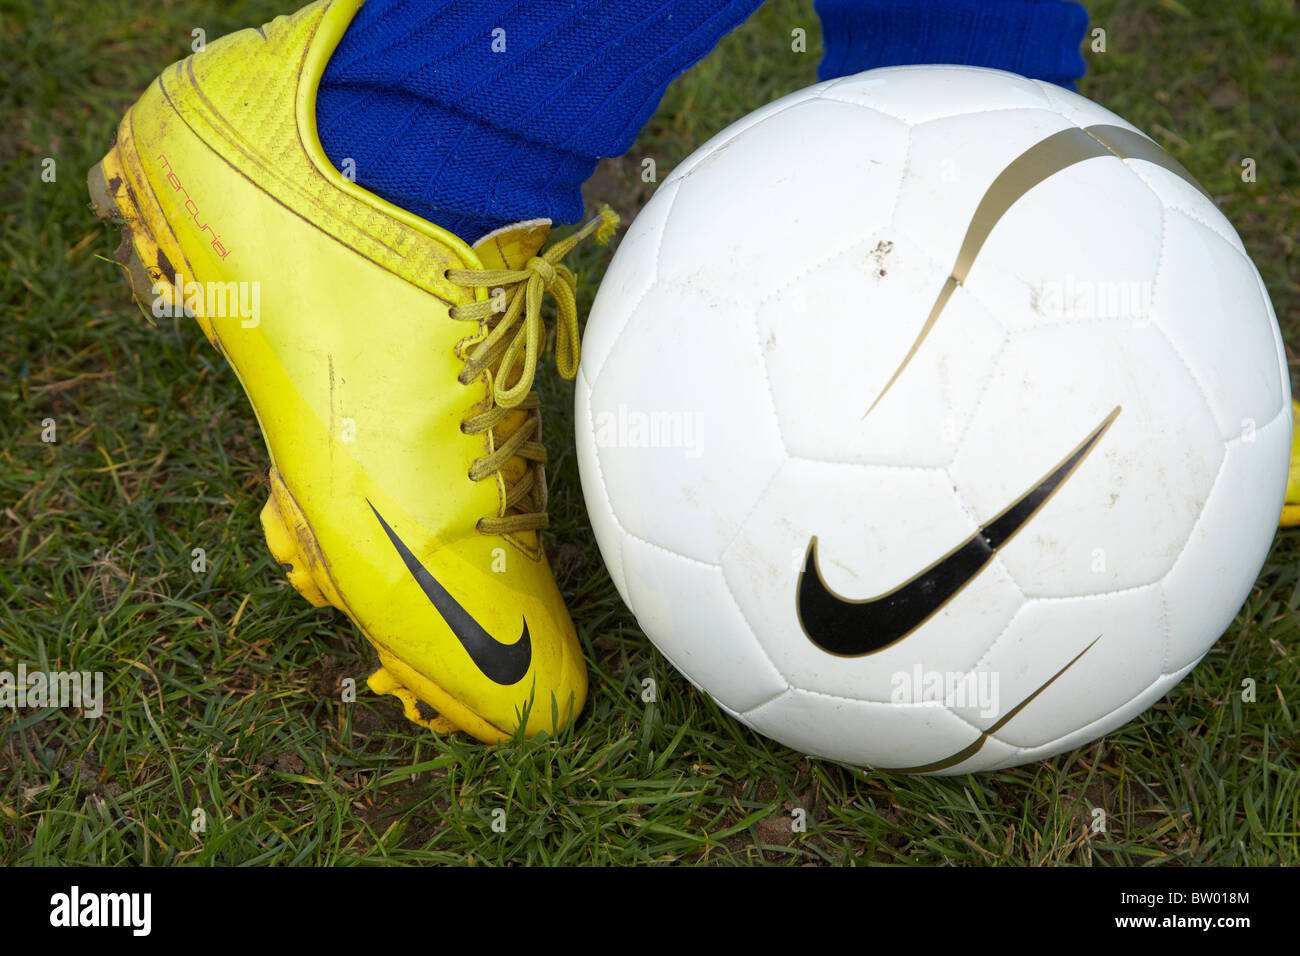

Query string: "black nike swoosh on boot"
[[797, 407, 1120, 656], [369, 502, 531, 685]]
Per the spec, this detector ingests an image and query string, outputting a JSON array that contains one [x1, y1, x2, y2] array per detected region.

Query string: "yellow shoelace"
[[447, 207, 618, 535]]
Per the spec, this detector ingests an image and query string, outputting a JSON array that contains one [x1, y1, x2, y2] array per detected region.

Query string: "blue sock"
[[317, 0, 1090, 239], [316, 0, 763, 241], [816, 0, 1090, 89]]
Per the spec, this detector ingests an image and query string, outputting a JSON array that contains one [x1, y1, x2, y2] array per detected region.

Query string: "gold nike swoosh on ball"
[[866, 124, 1210, 418], [876, 635, 1102, 775]]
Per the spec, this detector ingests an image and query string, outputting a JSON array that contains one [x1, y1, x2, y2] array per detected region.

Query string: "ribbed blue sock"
[[316, 0, 763, 242], [316, 0, 1091, 240], [816, 0, 1090, 89]]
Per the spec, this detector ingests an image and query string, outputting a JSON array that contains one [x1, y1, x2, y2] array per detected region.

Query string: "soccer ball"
[[575, 66, 1291, 774]]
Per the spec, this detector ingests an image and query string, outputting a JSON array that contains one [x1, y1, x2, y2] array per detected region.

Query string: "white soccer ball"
[[575, 66, 1291, 774]]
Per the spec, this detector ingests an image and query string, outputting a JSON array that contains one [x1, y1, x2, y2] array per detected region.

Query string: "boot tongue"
[[472, 219, 551, 269], [470, 221, 553, 540]]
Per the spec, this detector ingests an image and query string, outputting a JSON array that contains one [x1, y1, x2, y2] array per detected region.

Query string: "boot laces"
[[446, 208, 617, 535]]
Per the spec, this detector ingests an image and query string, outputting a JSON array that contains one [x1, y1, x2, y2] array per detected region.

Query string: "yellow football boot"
[[87, 0, 607, 740], [1283, 400, 1300, 528]]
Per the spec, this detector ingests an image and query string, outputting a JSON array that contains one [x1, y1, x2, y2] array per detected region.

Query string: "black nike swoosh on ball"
[[797, 407, 1120, 657], [368, 502, 531, 685]]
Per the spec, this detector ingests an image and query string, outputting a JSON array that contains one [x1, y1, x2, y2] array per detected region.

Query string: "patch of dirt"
[[580, 156, 659, 231], [550, 540, 587, 589], [313, 654, 350, 700], [353, 779, 450, 852], [754, 812, 796, 847], [255, 751, 305, 774]]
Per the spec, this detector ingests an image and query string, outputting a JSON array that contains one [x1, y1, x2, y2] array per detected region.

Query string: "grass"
[[1, 0, 1297, 866]]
